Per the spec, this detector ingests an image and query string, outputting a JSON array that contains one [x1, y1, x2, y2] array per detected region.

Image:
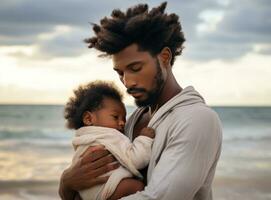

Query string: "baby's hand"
[[140, 127, 155, 138]]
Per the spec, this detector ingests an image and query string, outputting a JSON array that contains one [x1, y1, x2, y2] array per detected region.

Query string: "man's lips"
[[127, 88, 146, 98], [127, 88, 145, 94], [130, 91, 143, 98]]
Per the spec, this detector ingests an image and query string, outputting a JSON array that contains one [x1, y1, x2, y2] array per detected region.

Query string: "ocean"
[[0, 105, 271, 199]]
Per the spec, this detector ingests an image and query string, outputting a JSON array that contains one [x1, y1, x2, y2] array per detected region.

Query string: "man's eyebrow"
[[114, 61, 142, 70], [127, 61, 142, 68]]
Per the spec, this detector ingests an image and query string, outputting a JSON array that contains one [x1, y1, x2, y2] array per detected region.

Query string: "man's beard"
[[127, 59, 165, 107]]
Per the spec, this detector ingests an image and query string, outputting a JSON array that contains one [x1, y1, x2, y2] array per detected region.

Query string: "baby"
[[64, 81, 154, 200]]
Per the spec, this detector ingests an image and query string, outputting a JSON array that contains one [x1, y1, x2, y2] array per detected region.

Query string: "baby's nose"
[[119, 120, 125, 132], [119, 120, 125, 126]]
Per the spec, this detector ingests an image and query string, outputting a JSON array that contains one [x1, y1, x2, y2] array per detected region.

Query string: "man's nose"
[[123, 73, 136, 88]]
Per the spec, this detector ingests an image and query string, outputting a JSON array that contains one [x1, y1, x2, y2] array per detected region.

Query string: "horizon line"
[[0, 103, 271, 108]]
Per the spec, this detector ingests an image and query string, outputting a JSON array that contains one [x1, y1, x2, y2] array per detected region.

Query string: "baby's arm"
[[139, 127, 155, 138], [107, 128, 154, 199], [107, 178, 144, 200], [124, 127, 155, 169]]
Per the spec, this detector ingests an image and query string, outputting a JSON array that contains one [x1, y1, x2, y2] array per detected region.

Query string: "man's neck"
[[151, 75, 182, 112]]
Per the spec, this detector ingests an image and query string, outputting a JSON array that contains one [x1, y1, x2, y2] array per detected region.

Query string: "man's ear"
[[158, 47, 172, 68], [82, 111, 93, 126]]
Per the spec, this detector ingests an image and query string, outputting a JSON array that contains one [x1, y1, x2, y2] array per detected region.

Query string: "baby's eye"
[[111, 115, 118, 119]]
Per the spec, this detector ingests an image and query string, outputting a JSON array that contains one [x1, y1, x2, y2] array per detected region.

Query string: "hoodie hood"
[[148, 86, 205, 128]]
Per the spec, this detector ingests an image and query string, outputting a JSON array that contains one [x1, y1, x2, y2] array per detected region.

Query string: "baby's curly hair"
[[64, 81, 123, 130], [85, 2, 185, 66]]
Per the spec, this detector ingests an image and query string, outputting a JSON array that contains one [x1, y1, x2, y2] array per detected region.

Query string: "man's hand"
[[59, 145, 119, 199]]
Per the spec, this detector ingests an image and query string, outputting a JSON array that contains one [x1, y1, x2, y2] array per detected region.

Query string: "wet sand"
[[1, 175, 271, 200], [0, 181, 59, 200], [213, 175, 271, 200]]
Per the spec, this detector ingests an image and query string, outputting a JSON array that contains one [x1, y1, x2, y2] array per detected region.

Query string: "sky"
[[0, 0, 270, 106]]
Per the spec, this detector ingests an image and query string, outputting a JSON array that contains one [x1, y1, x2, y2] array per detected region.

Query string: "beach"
[[0, 181, 59, 200], [1, 175, 271, 200], [0, 105, 271, 199], [214, 175, 271, 200]]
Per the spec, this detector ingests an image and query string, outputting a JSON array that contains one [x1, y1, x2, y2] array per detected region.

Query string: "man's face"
[[112, 44, 165, 107]]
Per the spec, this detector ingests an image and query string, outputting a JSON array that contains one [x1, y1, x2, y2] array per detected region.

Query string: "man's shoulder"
[[167, 103, 221, 130], [170, 103, 218, 119], [166, 104, 222, 141]]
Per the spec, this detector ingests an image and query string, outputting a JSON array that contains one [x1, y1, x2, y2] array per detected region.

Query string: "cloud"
[[183, 0, 271, 60], [36, 26, 90, 58], [0, 0, 139, 59], [173, 52, 271, 105], [258, 47, 271, 55], [0, 0, 270, 61]]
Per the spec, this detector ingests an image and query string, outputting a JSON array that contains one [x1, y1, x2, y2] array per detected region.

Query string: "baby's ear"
[[82, 111, 93, 126]]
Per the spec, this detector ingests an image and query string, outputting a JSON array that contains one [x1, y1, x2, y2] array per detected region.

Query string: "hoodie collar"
[[148, 86, 205, 128]]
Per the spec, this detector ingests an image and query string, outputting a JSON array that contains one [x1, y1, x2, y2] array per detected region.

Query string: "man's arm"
[[59, 145, 119, 200], [120, 110, 222, 200]]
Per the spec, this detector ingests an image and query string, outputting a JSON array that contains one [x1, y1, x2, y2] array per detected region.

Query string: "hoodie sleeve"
[[120, 107, 222, 200]]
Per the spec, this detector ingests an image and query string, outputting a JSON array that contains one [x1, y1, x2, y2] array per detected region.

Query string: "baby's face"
[[91, 98, 126, 133]]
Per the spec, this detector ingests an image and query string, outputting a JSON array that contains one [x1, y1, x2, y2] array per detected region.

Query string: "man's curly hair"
[[64, 81, 123, 130], [85, 2, 185, 65]]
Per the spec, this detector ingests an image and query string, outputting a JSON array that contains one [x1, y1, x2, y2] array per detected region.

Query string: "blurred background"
[[0, 0, 270, 199]]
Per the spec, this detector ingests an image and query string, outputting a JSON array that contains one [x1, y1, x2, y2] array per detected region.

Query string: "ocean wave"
[[0, 180, 58, 187], [0, 127, 72, 140], [223, 135, 271, 142], [0, 138, 72, 149]]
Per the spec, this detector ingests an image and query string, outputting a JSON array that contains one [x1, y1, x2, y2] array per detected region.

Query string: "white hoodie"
[[121, 86, 223, 200]]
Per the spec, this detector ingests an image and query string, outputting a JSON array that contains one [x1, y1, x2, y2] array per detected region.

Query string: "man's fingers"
[[89, 149, 110, 162], [91, 162, 120, 177], [80, 145, 105, 158], [89, 154, 116, 170], [93, 176, 110, 185], [81, 148, 110, 165], [79, 160, 119, 179]]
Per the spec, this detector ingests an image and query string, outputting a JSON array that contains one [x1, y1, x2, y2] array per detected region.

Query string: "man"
[[59, 2, 222, 200]]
